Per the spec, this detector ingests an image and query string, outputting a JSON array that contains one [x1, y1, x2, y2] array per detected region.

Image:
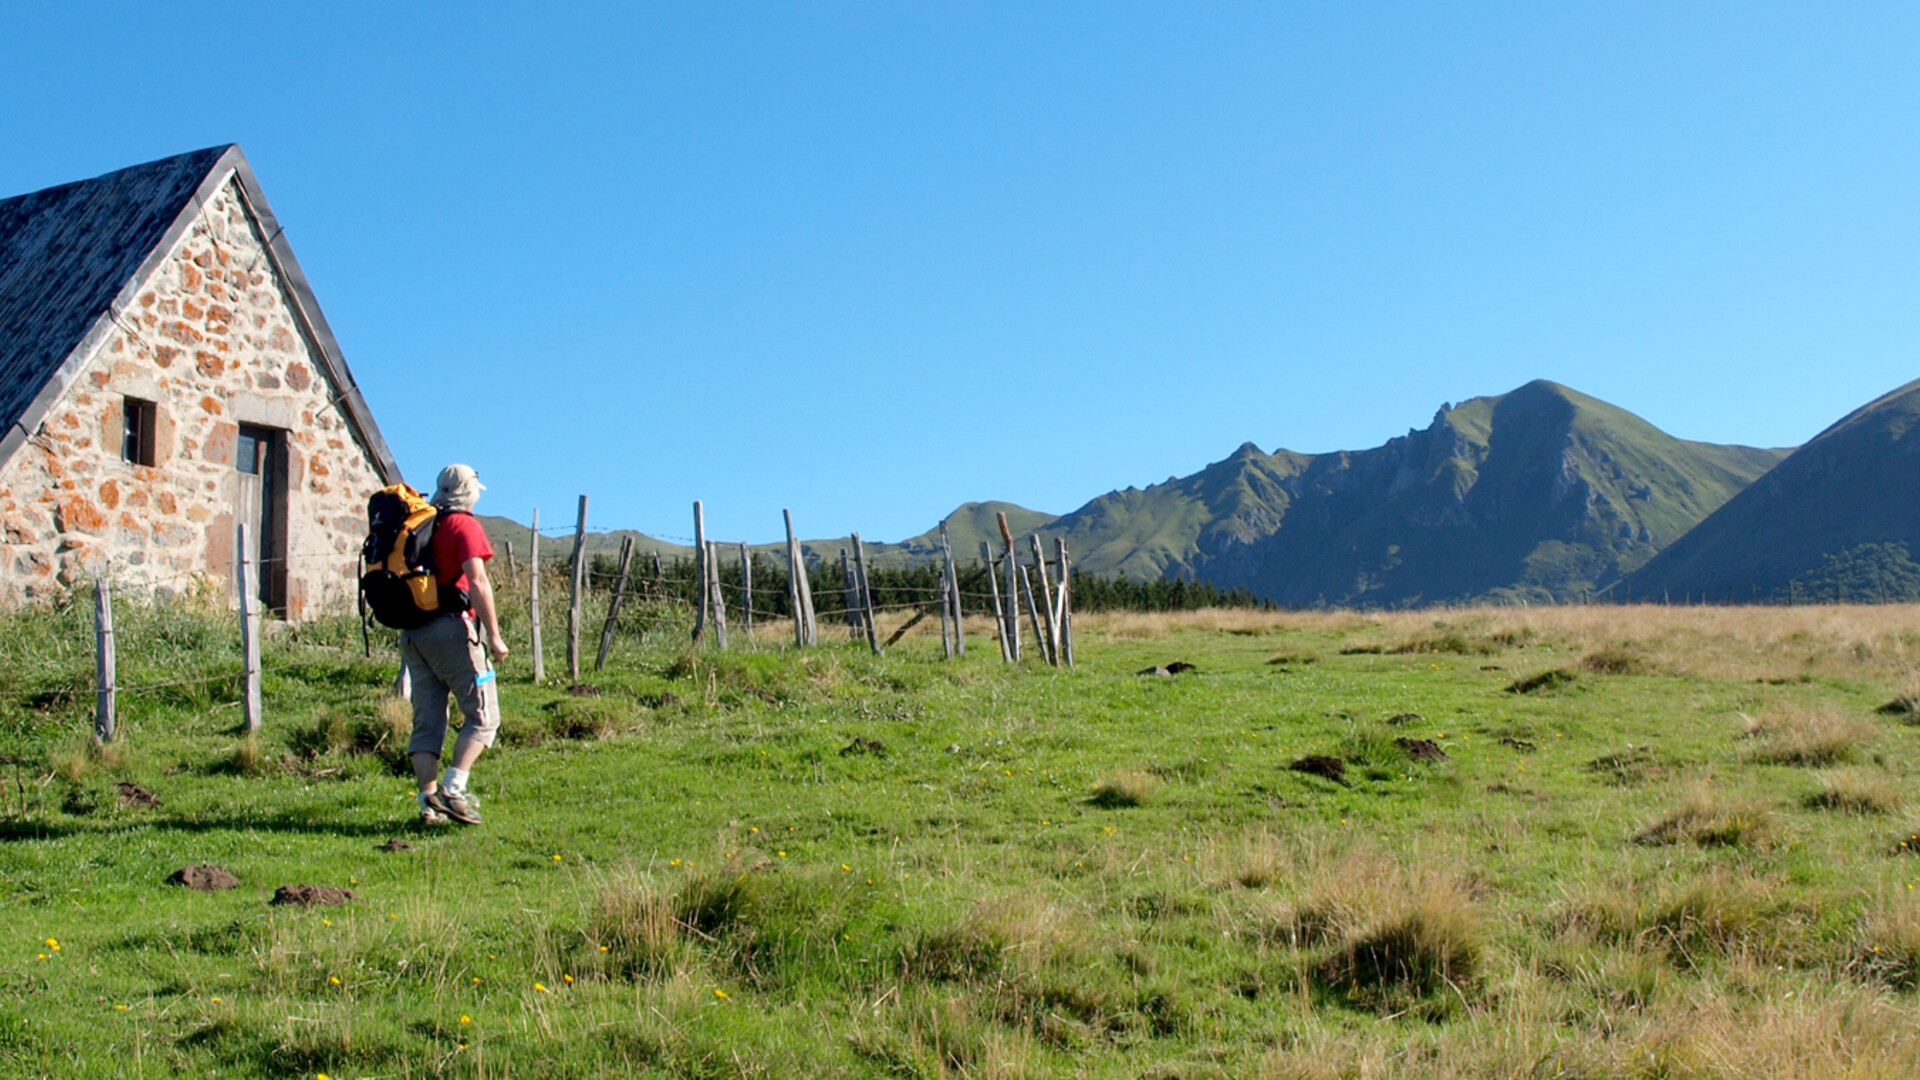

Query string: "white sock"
[[442, 767, 470, 793]]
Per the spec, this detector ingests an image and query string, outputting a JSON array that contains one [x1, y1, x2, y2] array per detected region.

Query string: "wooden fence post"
[[237, 523, 262, 732], [942, 523, 964, 657], [740, 542, 754, 641], [505, 540, 517, 585], [996, 514, 1020, 661], [937, 526, 954, 659], [1019, 564, 1046, 662], [1029, 534, 1058, 666], [567, 494, 588, 684], [708, 541, 729, 649], [692, 501, 709, 645], [982, 541, 1010, 662], [595, 535, 635, 672], [529, 508, 545, 684], [840, 549, 860, 635], [784, 510, 805, 647], [852, 533, 881, 654], [1055, 537, 1074, 668], [94, 579, 115, 742]]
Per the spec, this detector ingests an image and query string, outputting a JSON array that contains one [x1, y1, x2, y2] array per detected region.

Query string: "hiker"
[[404, 464, 509, 826]]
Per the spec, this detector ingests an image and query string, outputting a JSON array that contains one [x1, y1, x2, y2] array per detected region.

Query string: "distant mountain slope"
[[1622, 377, 1920, 602], [1041, 380, 1790, 606], [892, 502, 1059, 562]]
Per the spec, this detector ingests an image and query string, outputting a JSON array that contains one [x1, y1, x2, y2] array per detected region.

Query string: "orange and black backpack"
[[359, 483, 471, 629]]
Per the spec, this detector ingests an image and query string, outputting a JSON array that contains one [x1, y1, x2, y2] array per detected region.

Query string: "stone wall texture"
[[0, 177, 386, 618]]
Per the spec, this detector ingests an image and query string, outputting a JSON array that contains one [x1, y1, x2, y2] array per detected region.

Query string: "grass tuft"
[[1635, 788, 1780, 848], [1088, 771, 1159, 808], [1311, 877, 1481, 1011], [1742, 708, 1876, 767], [1803, 769, 1902, 815], [1581, 646, 1647, 675]]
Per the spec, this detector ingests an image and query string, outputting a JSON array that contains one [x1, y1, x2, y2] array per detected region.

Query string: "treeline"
[[577, 553, 1268, 617]]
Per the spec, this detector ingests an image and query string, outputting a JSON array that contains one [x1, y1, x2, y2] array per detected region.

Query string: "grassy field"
[[5, 581, 1920, 1078]]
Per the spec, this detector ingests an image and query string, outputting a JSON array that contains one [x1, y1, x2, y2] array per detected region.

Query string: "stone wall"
[[0, 177, 388, 618]]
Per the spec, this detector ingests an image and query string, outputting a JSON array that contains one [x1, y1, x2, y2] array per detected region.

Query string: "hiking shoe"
[[419, 806, 450, 827], [426, 787, 482, 826]]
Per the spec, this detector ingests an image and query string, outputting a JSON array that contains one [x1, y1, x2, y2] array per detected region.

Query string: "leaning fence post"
[[982, 541, 1010, 662], [784, 511, 806, 647], [595, 535, 635, 672], [237, 523, 262, 732], [567, 495, 588, 684], [1055, 537, 1074, 668], [840, 548, 860, 636], [942, 523, 964, 657], [708, 541, 729, 649], [94, 579, 115, 742], [851, 533, 882, 654], [1029, 534, 1059, 666], [529, 508, 545, 684], [996, 514, 1021, 661], [505, 540, 517, 585], [1018, 564, 1046, 661], [937, 529, 954, 660], [740, 542, 754, 642]]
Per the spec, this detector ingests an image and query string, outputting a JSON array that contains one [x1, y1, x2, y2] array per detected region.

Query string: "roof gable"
[[0, 146, 400, 482]]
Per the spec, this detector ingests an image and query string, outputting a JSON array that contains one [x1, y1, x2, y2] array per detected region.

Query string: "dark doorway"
[[235, 423, 288, 613]]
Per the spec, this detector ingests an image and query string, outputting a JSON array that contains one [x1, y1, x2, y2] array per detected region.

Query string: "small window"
[[235, 428, 262, 475], [122, 397, 157, 466]]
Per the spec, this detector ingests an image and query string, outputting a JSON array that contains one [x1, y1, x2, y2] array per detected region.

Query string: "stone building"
[[0, 146, 400, 617]]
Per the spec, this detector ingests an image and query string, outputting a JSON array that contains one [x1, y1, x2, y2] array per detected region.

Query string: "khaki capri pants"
[[401, 613, 501, 756]]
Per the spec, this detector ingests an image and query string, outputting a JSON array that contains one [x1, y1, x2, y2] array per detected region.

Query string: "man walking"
[[405, 464, 508, 826]]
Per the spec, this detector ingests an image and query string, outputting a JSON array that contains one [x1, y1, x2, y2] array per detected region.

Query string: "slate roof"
[[0, 146, 400, 481]]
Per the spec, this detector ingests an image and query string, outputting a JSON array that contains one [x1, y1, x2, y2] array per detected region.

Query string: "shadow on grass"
[[0, 812, 429, 842]]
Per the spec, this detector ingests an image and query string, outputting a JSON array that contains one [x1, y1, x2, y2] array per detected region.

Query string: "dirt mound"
[[115, 782, 159, 808], [1499, 737, 1538, 752], [840, 737, 885, 757], [1508, 669, 1577, 695], [166, 865, 238, 891], [1385, 713, 1422, 726], [568, 684, 601, 697], [1291, 756, 1347, 784], [1395, 738, 1448, 763], [377, 839, 414, 852], [269, 884, 356, 907]]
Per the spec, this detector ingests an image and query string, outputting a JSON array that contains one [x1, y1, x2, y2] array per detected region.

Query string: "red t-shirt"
[[431, 511, 493, 592]]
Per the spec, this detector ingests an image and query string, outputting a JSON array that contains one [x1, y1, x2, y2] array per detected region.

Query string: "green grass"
[[4, 594, 1920, 1077]]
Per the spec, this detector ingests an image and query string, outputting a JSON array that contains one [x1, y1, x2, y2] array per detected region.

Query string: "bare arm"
[[464, 556, 509, 660]]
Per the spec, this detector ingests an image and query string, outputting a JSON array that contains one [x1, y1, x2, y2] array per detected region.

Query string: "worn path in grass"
[[4, 600, 1920, 1077]]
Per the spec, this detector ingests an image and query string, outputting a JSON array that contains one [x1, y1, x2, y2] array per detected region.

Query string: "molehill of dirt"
[[1291, 756, 1347, 784], [269, 884, 357, 906], [166, 865, 238, 891], [1395, 737, 1449, 763], [116, 782, 159, 808], [377, 839, 414, 852]]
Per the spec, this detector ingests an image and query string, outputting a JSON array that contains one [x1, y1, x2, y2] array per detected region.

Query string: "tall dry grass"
[[1078, 602, 1920, 684]]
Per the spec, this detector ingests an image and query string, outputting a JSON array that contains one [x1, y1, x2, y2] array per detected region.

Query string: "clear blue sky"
[[3, 3, 1914, 544]]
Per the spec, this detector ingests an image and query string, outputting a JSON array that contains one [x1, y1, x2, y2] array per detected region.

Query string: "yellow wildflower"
[[714, 989, 728, 999]]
